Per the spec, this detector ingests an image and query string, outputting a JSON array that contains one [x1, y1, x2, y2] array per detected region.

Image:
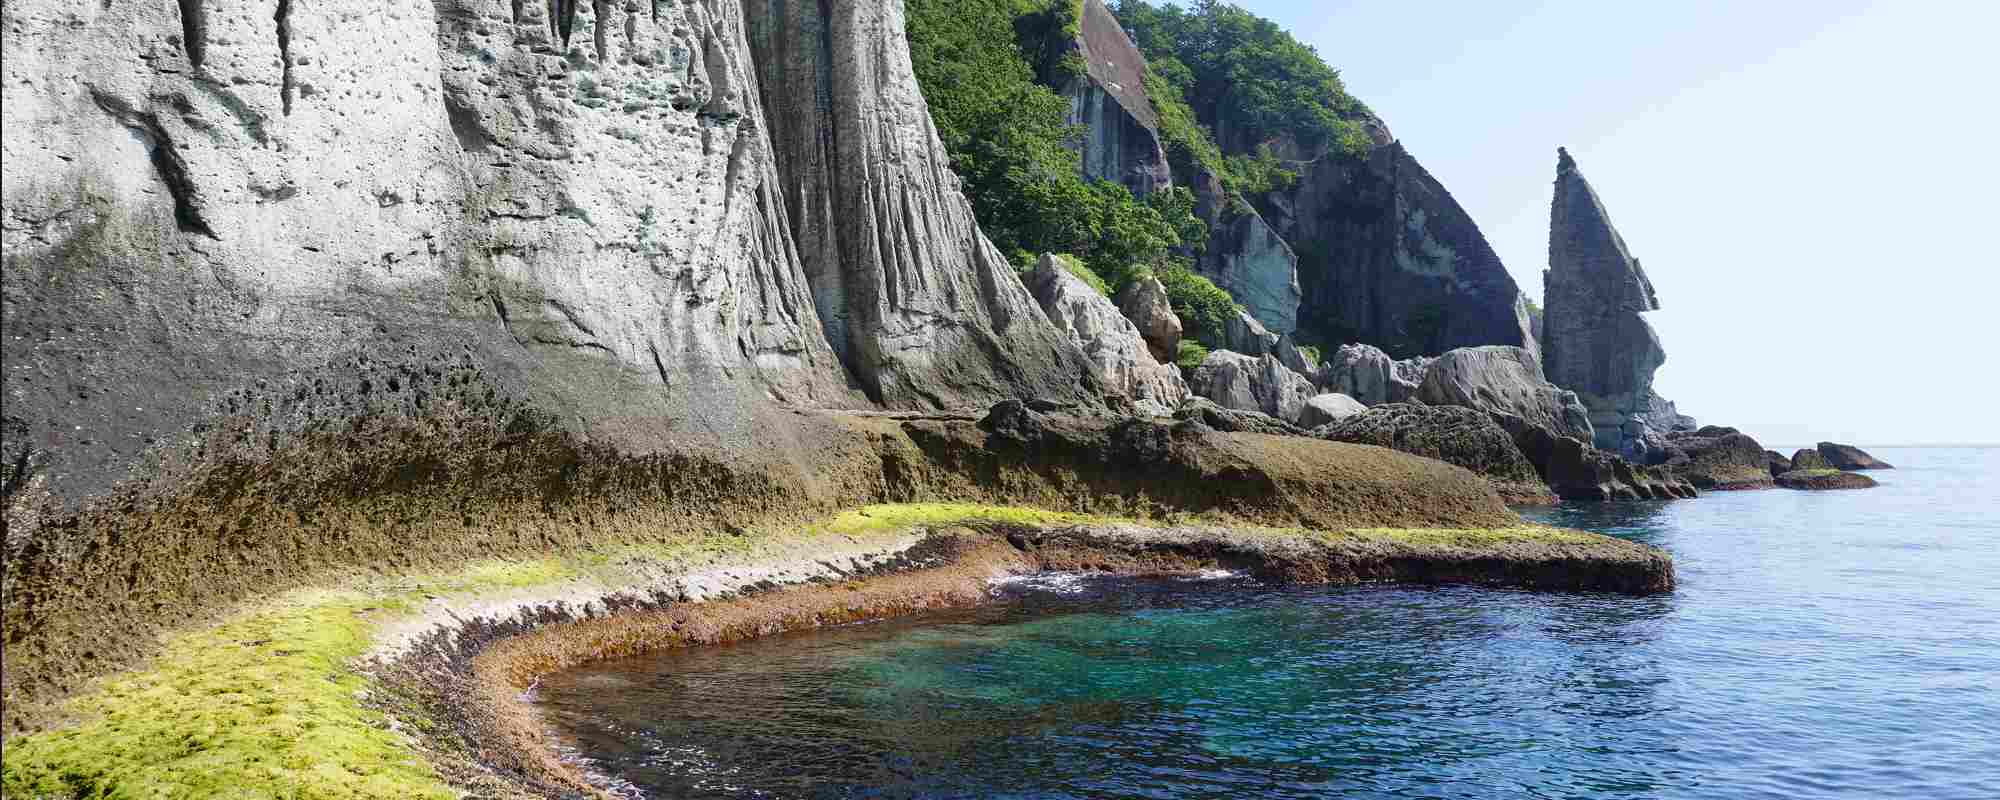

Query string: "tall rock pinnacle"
[[1542, 148, 1692, 458]]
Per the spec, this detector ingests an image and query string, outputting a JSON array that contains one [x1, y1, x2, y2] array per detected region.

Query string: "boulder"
[[1789, 448, 1832, 472], [1506, 423, 1694, 502], [1115, 277, 1183, 364], [1221, 308, 1283, 357], [1656, 427, 1776, 490], [1417, 346, 1593, 443], [1776, 470, 1880, 491], [1542, 148, 1691, 458], [1767, 450, 1794, 478], [1026, 255, 1189, 416], [1298, 393, 1367, 429], [1317, 404, 1554, 505], [1817, 442, 1894, 470], [1318, 343, 1426, 406], [1185, 351, 1316, 426]]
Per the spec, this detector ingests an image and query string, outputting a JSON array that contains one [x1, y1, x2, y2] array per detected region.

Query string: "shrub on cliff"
[[906, 0, 1203, 282], [1156, 263, 1242, 345]]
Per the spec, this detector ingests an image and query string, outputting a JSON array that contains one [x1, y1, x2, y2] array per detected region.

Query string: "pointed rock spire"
[[1542, 148, 1688, 458]]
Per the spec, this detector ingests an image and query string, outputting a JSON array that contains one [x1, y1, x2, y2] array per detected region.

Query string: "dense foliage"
[[906, 0, 1202, 284], [1116, 0, 1371, 157], [1155, 263, 1241, 344]]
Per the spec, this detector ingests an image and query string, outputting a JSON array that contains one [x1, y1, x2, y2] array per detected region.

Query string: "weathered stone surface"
[[1317, 404, 1554, 505], [1186, 351, 1316, 426], [1116, 276, 1183, 364], [1252, 122, 1535, 359], [747, 0, 1097, 408], [1776, 470, 1879, 491], [1789, 448, 1832, 472], [1026, 255, 1188, 416], [1190, 171, 1301, 335], [1509, 428, 1693, 502], [1061, 0, 1171, 197], [1655, 427, 1776, 490], [1298, 393, 1367, 428], [1173, 398, 1303, 437], [1817, 442, 1894, 470], [1318, 343, 1427, 406], [1542, 148, 1683, 457], [1417, 347, 1593, 443], [1222, 308, 1283, 357], [1767, 450, 1794, 478]]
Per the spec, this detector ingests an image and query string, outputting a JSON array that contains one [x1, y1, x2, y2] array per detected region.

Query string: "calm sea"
[[536, 447, 2000, 799]]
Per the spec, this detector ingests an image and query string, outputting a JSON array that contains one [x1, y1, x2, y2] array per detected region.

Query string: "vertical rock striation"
[[1025, 255, 1187, 416], [744, 0, 1095, 409], [1542, 147, 1689, 458]]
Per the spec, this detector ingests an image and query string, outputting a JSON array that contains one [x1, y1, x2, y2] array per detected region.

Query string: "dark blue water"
[[537, 448, 2000, 799]]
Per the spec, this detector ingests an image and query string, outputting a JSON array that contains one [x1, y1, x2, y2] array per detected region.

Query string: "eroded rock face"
[[1542, 147, 1684, 457], [1222, 308, 1283, 356], [1767, 450, 1794, 478], [1656, 427, 1776, 490], [1818, 442, 1894, 470], [1116, 276, 1183, 364], [1790, 448, 1832, 472], [1776, 470, 1879, 491], [1255, 124, 1535, 359], [1318, 404, 1553, 505], [1186, 351, 1315, 426], [1025, 255, 1188, 416], [1062, 0, 1172, 197], [1417, 347, 1593, 443]]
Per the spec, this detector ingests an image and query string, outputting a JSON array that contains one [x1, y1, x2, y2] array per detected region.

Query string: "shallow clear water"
[[537, 448, 2000, 799]]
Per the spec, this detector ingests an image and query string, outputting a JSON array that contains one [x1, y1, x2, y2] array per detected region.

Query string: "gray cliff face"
[[1026, 255, 1187, 416], [1192, 171, 1302, 335], [1063, 0, 1172, 197], [745, 0, 1096, 409], [1542, 147, 1682, 456], [0, 0, 1094, 518], [1255, 124, 1534, 359]]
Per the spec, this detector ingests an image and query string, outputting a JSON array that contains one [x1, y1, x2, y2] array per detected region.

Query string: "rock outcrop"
[[1116, 276, 1183, 364], [1186, 351, 1316, 426], [1789, 448, 1832, 472], [1025, 255, 1187, 415], [1252, 121, 1536, 359], [1060, 0, 1172, 197], [1317, 404, 1554, 505], [1317, 343, 1429, 406], [1654, 427, 1776, 490], [1299, 393, 1367, 428], [1542, 148, 1687, 458], [1776, 470, 1879, 491], [1767, 450, 1794, 478], [1817, 442, 1894, 470], [1417, 347, 1594, 443]]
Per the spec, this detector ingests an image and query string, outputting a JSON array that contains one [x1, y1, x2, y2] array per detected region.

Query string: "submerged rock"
[[1026, 255, 1188, 416], [1776, 470, 1879, 491], [1317, 404, 1555, 505], [1817, 442, 1894, 470]]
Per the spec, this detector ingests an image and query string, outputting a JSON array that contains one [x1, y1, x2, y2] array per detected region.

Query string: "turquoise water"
[[536, 448, 2000, 798]]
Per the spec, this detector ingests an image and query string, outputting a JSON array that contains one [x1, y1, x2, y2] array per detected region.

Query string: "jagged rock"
[[1172, 397, 1303, 437], [1767, 450, 1794, 478], [1656, 427, 1776, 490], [1116, 277, 1183, 364], [1789, 448, 1832, 472], [1250, 122, 1536, 359], [1060, 0, 1172, 197], [1417, 346, 1593, 442], [748, 0, 1097, 409], [1542, 147, 1684, 457], [1222, 308, 1282, 357], [1317, 404, 1554, 505], [1026, 255, 1188, 416], [1186, 351, 1316, 426], [1818, 442, 1894, 470], [1318, 343, 1427, 405], [1776, 470, 1879, 491], [1298, 393, 1367, 428]]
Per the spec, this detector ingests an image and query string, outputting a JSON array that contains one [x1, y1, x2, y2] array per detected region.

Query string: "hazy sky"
[[1207, 0, 1999, 446]]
